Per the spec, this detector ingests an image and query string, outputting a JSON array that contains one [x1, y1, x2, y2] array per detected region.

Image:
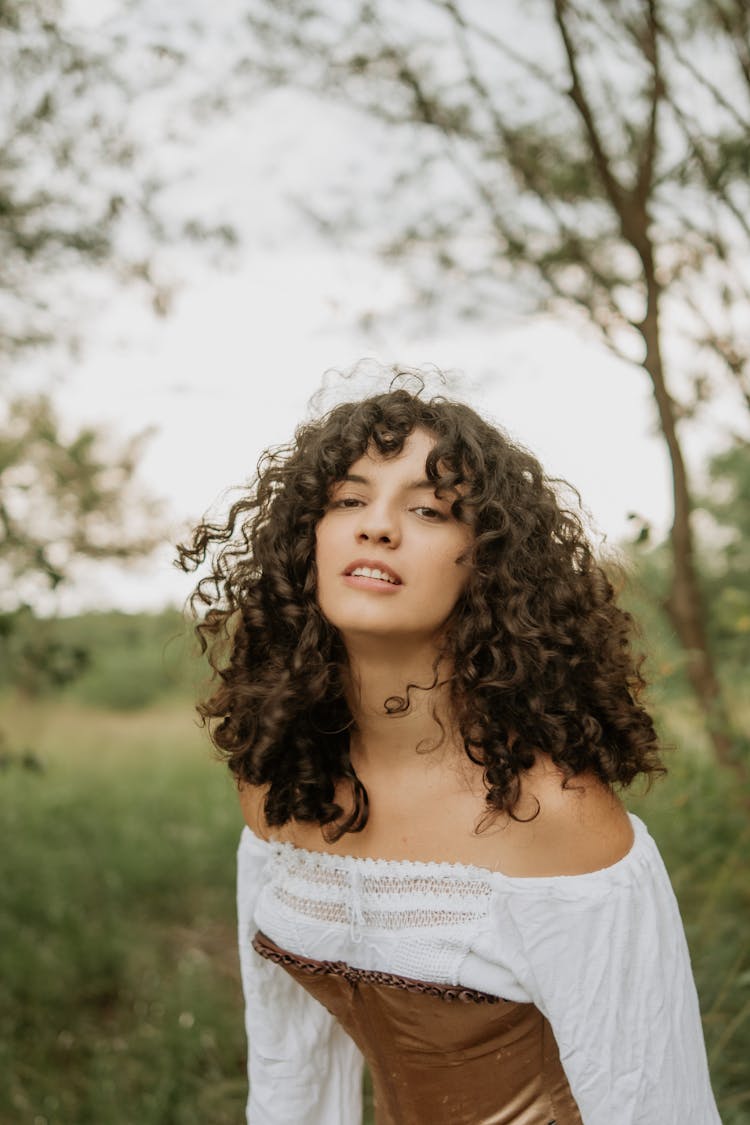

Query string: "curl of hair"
[[176, 379, 665, 840]]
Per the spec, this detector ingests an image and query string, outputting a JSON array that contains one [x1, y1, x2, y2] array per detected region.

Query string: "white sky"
[[24, 2, 749, 614]]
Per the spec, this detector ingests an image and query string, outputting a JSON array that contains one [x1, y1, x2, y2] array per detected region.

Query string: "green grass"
[[0, 697, 245, 1125], [0, 695, 748, 1123], [624, 746, 750, 1122]]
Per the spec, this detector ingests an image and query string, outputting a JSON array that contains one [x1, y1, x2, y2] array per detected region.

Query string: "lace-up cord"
[[252, 932, 504, 1004]]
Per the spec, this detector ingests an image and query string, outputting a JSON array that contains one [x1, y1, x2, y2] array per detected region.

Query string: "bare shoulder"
[[502, 753, 635, 877], [238, 781, 272, 841]]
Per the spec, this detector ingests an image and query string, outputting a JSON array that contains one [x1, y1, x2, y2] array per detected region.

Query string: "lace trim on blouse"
[[265, 841, 496, 936]]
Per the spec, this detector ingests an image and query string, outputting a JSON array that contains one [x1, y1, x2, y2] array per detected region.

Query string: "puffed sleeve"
[[237, 826, 365, 1125], [492, 815, 722, 1124]]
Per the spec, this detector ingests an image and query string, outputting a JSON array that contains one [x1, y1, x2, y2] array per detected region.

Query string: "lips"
[[343, 558, 403, 584]]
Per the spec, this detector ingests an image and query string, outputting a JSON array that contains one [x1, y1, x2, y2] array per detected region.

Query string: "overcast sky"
[[30, 1, 748, 614]]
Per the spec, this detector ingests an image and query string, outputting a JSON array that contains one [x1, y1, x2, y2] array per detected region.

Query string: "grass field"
[[1, 693, 748, 1123]]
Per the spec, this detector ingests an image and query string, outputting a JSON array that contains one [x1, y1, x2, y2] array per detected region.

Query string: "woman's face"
[[314, 428, 474, 644]]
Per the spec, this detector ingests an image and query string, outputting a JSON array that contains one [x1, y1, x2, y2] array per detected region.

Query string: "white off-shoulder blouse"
[[236, 811, 722, 1124]]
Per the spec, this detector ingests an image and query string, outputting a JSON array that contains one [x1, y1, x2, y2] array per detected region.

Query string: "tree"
[[1, 0, 238, 358], [0, 394, 161, 608], [0, 0, 247, 611], [241, 0, 750, 770], [0, 392, 166, 709], [697, 438, 750, 676], [0, 0, 237, 707]]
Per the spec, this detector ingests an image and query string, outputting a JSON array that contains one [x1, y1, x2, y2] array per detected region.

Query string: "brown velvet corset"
[[253, 931, 583, 1125]]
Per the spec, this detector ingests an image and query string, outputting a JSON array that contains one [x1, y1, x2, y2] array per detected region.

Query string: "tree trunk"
[[639, 275, 740, 773]]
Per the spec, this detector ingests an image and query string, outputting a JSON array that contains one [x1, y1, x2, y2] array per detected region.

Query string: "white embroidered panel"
[[254, 840, 495, 983]]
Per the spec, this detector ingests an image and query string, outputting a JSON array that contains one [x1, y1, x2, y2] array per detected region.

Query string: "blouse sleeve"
[[237, 826, 365, 1125], [494, 817, 722, 1125]]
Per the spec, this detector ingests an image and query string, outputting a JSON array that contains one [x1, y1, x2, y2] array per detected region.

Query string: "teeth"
[[350, 567, 396, 583]]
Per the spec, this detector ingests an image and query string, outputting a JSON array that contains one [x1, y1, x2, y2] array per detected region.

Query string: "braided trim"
[[252, 931, 505, 1004]]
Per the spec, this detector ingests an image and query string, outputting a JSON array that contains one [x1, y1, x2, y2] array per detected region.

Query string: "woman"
[[178, 383, 721, 1124]]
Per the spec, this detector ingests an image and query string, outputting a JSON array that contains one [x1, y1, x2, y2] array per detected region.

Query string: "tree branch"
[[432, 0, 566, 99], [666, 96, 750, 242], [634, 0, 664, 209], [552, 0, 630, 224]]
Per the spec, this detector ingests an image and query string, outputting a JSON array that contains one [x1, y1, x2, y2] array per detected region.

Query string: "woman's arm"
[[492, 803, 722, 1124], [237, 788, 364, 1124]]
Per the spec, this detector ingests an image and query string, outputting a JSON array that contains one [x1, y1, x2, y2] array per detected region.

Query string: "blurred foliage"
[[617, 436, 750, 760], [625, 745, 750, 1124], [0, 608, 197, 711], [698, 438, 750, 669], [0, 394, 164, 611], [0, 0, 247, 720], [0, 0, 237, 357], [2, 0, 162, 352], [242, 0, 750, 412], [0, 605, 89, 697]]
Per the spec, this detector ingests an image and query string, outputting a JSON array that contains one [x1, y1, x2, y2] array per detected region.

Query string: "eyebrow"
[[340, 473, 438, 491]]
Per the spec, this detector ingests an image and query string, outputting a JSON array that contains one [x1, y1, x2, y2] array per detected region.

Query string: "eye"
[[412, 506, 446, 521], [331, 497, 363, 509]]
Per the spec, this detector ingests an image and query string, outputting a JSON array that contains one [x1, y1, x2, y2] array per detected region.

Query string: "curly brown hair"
[[176, 378, 664, 840]]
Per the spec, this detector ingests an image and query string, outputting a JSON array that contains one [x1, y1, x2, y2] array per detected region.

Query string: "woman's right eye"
[[331, 497, 362, 508]]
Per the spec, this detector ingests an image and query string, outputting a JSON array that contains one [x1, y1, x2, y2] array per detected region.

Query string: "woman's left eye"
[[413, 506, 446, 520]]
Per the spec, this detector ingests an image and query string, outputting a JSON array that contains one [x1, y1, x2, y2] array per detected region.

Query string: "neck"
[[341, 634, 461, 774]]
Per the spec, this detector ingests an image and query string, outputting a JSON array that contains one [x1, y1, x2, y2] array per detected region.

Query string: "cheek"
[[315, 517, 334, 558], [313, 520, 337, 600], [434, 536, 473, 590]]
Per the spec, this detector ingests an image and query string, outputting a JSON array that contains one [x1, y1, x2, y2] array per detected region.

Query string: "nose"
[[356, 502, 401, 547]]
